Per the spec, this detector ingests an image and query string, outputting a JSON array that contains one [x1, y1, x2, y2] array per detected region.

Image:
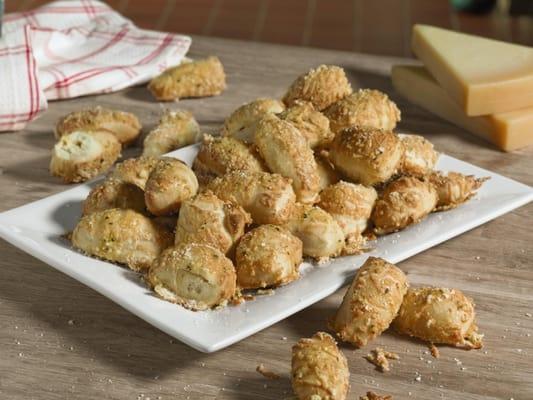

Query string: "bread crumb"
[[359, 391, 393, 400], [429, 343, 440, 358], [364, 347, 399, 372], [256, 364, 280, 380], [256, 289, 275, 296]]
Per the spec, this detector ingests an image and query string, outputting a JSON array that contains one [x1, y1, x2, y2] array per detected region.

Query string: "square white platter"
[[0, 144, 531, 353]]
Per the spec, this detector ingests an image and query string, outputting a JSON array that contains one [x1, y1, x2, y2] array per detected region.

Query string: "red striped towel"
[[0, 0, 191, 132]]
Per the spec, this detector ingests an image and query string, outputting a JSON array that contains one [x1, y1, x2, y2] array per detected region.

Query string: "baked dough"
[[329, 126, 403, 186], [284, 203, 344, 260], [428, 171, 488, 211], [192, 134, 265, 184], [330, 257, 408, 348], [279, 100, 334, 148], [71, 209, 173, 271], [148, 56, 226, 101], [324, 89, 400, 134], [235, 224, 302, 289], [398, 133, 439, 177], [318, 181, 377, 251], [255, 114, 320, 204], [175, 190, 251, 255], [283, 65, 352, 111], [393, 287, 483, 349], [142, 109, 200, 157], [372, 176, 438, 235], [109, 156, 160, 190], [144, 158, 198, 216], [316, 151, 340, 191], [222, 98, 285, 142], [82, 178, 146, 216], [207, 171, 296, 225], [50, 130, 121, 183], [148, 243, 236, 310], [292, 331, 350, 400], [55, 106, 141, 145]]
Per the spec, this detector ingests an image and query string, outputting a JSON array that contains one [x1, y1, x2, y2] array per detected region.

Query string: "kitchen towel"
[[0, 0, 191, 131]]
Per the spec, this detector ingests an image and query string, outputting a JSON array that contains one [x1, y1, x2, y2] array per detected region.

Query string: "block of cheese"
[[412, 24, 533, 116], [391, 65, 533, 151]]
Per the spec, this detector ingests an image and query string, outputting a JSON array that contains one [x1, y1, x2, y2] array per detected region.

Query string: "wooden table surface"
[[0, 36, 532, 400]]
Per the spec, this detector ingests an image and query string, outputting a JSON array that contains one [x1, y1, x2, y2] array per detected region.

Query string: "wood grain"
[[0, 36, 532, 400]]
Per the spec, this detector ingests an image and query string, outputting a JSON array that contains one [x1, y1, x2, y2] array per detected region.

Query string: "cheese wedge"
[[412, 24, 533, 116], [391, 65, 533, 151]]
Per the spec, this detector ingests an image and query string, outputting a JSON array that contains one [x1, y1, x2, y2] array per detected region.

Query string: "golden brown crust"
[[330, 257, 408, 348], [318, 181, 377, 250], [82, 178, 146, 216], [291, 332, 350, 400], [372, 176, 438, 235], [206, 170, 296, 225], [54, 106, 142, 145], [50, 130, 121, 183], [283, 65, 352, 111], [109, 156, 160, 190], [398, 134, 439, 177], [144, 158, 198, 216], [324, 89, 400, 134], [192, 134, 265, 184], [222, 98, 285, 142], [71, 209, 173, 271], [284, 203, 345, 260], [255, 114, 320, 204], [148, 56, 226, 101], [142, 109, 200, 157], [428, 171, 488, 211], [279, 100, 334, 148], [329, 126, 404, 186], [235, 225, 302, 289], [148, 243, 236, 310], [393, 287, 484, 349], [175, 190, 251, 256]]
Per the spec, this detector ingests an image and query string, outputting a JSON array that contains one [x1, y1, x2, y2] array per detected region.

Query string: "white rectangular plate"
[[0, 145, 531, 352]]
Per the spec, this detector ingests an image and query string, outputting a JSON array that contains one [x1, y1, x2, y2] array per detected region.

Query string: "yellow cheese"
[[412, 24, 533, 116], [391, 65, 533, 151]]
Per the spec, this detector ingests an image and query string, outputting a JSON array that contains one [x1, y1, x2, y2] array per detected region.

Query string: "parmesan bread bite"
[[71, 209, 173, 271], [255, 114, 320, 204], [315, 151, 341, 191], [175, 191, 251, 255], [393, 287, 483, 349], [283, 65, 352, 111], [235, 225, 302, 289], [109, 156, 160, 190], [144, 158, 198, 216], [318, 181, 377, 252], [279, 100, 334, 148], [82, 178, 146, 216], [330, 126, 404, 186], [54, 106, 141, 145], [292, 332, 350, 400], [148, 243, 236, 311], [50, 130, 121, 183], [142, 109, 200, 157], [207, 171, 296, 225], [284, 203, 345, 260], [148, 56, 226, 101], [324, 89, 401, 134], [372, 176, 438, 235], [222, 98, 285, 142], [331, 257, 408, 348], [192, 134, 265, 184], [398, 133, 439, 177], [428, 171, 488, 211]]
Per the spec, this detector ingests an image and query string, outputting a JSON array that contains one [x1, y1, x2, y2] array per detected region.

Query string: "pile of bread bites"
[[66, 63, 487, 315]]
